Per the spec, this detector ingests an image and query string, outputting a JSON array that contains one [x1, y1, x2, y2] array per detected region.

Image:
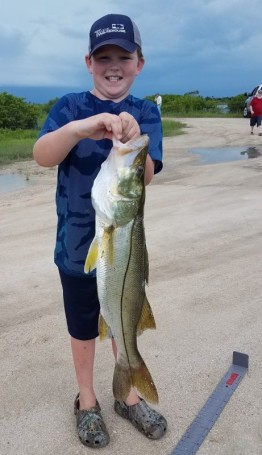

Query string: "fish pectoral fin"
[[84, 238, 98, 273], [99, 314, 111, 340], [137, 295, 156, 335]]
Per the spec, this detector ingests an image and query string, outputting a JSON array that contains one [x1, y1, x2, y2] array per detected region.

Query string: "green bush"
[[227, 94, 246, 114], [0, 92, 39, 129], [146, 93, 244, 116]]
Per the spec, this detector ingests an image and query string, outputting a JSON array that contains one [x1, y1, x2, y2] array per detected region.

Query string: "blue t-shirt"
[[39, 91, 163, 276]]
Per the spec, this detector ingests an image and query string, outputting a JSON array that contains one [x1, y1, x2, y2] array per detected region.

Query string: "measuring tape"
[[171, 351, 249, 455]]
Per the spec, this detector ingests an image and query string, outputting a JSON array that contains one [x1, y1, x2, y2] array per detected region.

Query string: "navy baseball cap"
[[89, 14, 142, 56]]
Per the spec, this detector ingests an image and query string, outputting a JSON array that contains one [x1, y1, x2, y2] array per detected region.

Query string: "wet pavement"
[[189, 145, 262, 164], [0, 173, 28, 194]]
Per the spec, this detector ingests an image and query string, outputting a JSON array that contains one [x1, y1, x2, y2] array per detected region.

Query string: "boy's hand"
[[75, 113, 123, 141], [119, 112, 140, 143], [75, 112, 140, 143]]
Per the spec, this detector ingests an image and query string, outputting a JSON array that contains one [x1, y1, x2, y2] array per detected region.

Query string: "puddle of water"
[[0, 173, 28, 194], [189, 146, 262, 164]]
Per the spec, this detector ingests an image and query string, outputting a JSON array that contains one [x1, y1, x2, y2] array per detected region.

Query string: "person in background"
[[250, 88, 262, 135], [154, 93, 162, 115], [33, 13, 166, 450]]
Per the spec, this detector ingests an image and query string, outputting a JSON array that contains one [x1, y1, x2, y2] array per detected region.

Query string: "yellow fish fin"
[[137, 295, 156, 335], [132, 360, 159, 404], [84, 238, 98, 273], [113, 358, 158, 404], [99, 314, 111, 340]]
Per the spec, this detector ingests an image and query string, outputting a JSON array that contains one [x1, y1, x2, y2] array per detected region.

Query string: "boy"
[[33, 13, 166, 448]]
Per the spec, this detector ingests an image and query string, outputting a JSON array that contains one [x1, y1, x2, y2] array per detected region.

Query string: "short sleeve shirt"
[[39, 91, 163, 276], [250, 96, 262, 116]]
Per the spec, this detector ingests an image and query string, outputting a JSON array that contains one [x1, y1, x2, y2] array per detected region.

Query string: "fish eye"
[[136, 165, 144, 176]]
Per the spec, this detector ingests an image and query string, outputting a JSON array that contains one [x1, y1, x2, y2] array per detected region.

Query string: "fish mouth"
[[114, 135, 149, 156]]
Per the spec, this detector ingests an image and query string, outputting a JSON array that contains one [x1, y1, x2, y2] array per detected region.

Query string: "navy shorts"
[[58, 269, 100, 340], [250, 116, 262, 127]]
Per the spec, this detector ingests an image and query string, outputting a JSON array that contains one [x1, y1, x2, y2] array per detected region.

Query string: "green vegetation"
[[0, 92, 39, 129], [146, 94, 246, 117], [0, 91, 247, 165], [0, 93, 53, 165], [162, 119, 186, 136], [0, 129, 38, 165], [226, 94, 247, 115]]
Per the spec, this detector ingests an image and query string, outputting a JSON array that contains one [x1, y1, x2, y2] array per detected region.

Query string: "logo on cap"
[[95, 23, 126, 37]]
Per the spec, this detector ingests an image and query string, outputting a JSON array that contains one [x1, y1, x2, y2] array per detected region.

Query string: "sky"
[[1, 0, 262, 103]]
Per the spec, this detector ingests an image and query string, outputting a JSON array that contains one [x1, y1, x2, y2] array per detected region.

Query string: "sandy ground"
[[0, 117, 262, 455]]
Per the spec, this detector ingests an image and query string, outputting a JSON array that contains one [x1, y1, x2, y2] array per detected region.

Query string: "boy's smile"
[[106, 76, 123, 82], [85, 45, 144, 102]]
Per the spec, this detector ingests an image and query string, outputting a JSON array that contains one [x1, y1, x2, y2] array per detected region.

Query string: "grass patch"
[[162, 119, 187, 136], [0, 129, 38, 165]]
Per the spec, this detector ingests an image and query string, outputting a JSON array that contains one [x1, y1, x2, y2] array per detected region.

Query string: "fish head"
[[111, 135, 149, 225], [91, 135, 149, 227], [115, 135, 148, 199]]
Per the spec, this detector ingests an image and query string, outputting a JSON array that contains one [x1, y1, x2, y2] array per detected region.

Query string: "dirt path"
[[1, 118, 261, 455]]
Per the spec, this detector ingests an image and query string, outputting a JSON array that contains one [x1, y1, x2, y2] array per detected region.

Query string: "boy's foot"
[[258, 133, 262, 136], [74, 394, 110, 448], [114, 398, 167, 439], [250, 132, 254, 135]]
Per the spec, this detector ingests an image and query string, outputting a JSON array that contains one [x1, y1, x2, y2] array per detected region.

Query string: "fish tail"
[[113, 358, 158, 404], [132, 360, 159, 404]]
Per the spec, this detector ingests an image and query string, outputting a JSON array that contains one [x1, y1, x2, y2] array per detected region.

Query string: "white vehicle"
[[243, 84, 262, 118]]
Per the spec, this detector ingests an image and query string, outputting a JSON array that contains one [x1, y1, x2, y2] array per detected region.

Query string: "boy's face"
[[85, 45, 144, 102]]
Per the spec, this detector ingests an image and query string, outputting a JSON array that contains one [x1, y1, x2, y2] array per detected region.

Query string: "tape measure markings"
[[171, 351, 249, 455]]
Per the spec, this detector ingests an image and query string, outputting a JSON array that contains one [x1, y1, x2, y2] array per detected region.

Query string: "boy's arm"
[[33, 113, 130, 167], [145, 155, 155, 185], [33, 121, 81, 167]]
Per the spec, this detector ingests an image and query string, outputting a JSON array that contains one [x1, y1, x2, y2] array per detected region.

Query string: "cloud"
[[0, 25, 28, 59], [1, 0, 262, 98]]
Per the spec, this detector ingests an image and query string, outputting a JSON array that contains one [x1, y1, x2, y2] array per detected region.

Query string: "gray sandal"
[[74, 394, 110, 448], [114, 398, 167, 439]]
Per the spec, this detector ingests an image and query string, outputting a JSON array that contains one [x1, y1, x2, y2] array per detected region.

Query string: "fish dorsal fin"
[[137, 295, 156, 335], [84, 238, 98, 273]]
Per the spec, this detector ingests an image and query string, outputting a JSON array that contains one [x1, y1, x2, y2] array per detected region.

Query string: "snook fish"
[[84, 134, 158, 404]]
